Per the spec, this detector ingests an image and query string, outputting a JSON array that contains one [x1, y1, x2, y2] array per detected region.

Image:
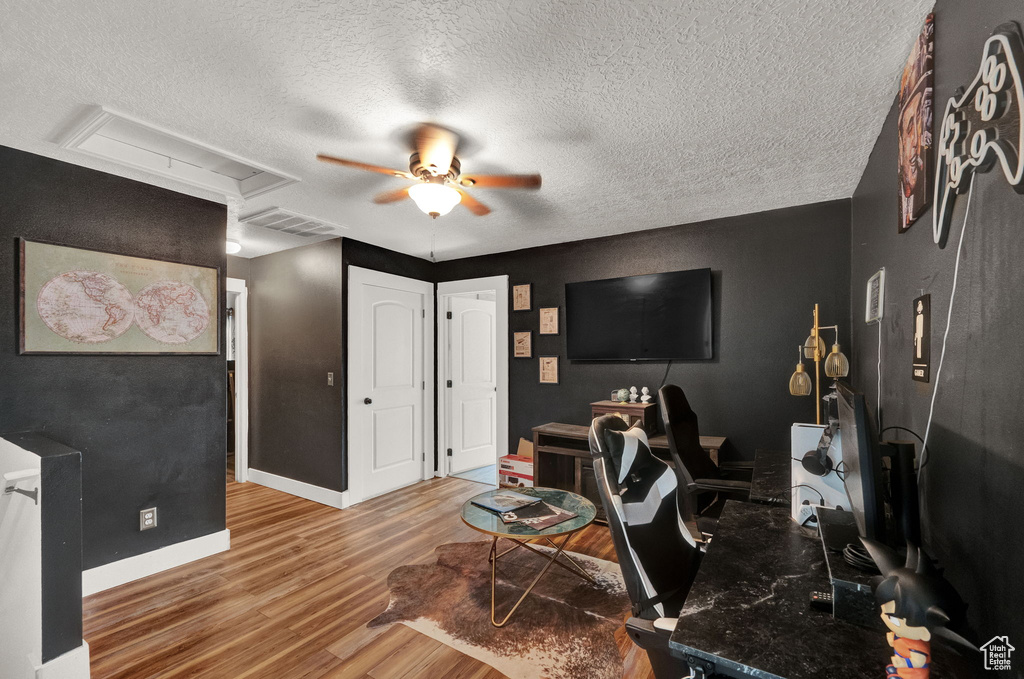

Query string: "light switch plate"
[[140, 507, 157, 531], [327, 372, 334, 386]]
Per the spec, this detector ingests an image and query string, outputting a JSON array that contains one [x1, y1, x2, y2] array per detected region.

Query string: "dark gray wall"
[[437, 200, 851, 460], [249, 238, 345, 491], [0, 146, 227, 570], [226, 254, 250, 282], [850, 3, 1024, 647]]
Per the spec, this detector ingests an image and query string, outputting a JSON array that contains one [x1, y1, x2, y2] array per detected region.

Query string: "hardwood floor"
[[83, 474, 653, 678]]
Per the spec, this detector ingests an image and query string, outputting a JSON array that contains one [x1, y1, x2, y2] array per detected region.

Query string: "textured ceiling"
[[0, 0, 933, 260]]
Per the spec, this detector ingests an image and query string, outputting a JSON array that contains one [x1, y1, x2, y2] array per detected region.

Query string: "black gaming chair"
[[589, 415, 702, 679], [659, 384, 752, 522]]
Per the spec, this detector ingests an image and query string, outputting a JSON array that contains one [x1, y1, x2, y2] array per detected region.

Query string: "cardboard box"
[[515, 438, 534, 459], [498, 454, 534, 488]]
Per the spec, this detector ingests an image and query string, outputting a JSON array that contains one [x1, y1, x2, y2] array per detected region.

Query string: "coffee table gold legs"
[[488, 532, 595, 627]]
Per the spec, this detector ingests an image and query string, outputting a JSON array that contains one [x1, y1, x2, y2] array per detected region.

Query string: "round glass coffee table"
[[461, 487, 598, 627]]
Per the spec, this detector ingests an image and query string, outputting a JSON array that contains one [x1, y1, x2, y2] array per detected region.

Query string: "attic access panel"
[[60, 107, 299, 199]]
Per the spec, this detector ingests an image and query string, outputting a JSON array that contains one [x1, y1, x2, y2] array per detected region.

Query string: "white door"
[[448, 296, 497, 474], [348, 267, 433, 503]]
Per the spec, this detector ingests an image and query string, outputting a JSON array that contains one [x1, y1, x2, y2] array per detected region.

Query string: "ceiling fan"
[[316, 123, 541, 219]]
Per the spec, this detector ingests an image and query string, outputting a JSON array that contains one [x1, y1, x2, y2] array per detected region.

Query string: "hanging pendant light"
[[824, 326, 849, 378], [789, 345, 813, 396], [803, 332, 825, 360]]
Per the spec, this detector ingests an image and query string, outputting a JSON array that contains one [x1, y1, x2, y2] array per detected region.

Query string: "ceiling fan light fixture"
[[408, 182, 461, 218]]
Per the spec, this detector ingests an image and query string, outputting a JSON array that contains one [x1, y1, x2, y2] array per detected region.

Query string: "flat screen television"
[[565, 268, 713, 361]]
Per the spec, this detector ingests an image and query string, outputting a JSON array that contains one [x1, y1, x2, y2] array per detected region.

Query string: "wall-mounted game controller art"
[[933, 22, 1024, 248]]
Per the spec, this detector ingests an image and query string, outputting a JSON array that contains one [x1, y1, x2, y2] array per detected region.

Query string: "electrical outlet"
[[140, 507, 157, 531]]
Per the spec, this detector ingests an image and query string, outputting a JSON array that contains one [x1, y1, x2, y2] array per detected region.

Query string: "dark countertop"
[[669, 501, 971, 678], [670, 502, 898, 679], [750, 449, 791, 505]]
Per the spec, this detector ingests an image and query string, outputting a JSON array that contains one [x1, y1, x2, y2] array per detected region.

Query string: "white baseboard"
[[36, 642, 90, 679], [82, 530, 230, 597], [248, 468, 350, 508]]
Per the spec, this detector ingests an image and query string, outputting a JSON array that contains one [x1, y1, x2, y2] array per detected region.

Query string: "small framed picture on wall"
[[539, 356, 559, 384], [513, 331, 532, 358], [513, 284, 531, 311], [539, 307, 559, 335]]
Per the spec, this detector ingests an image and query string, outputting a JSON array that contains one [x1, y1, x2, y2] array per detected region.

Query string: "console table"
[[532, 422, 726, 522]]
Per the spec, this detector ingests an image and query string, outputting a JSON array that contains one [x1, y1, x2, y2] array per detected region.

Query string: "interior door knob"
[[363, 397, 373, 405]]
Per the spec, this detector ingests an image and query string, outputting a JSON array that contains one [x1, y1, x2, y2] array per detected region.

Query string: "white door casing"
[[448, 296, 497, 474], [226, 277, 249, 483], [437, 276, 509, 478], [347, 267, 433, 504]]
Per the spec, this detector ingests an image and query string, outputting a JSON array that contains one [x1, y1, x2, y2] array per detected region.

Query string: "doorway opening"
[[438, 276, 509, 487], [226, 277, 249, 484]]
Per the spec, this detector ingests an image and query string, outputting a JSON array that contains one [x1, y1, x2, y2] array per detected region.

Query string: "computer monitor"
[[835, 382, 887, 542]]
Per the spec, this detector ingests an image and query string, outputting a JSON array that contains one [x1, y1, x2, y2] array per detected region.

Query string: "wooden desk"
[[531, 422, 727, 522]]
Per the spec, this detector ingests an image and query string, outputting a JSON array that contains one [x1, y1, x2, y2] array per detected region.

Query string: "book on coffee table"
[[471, 490, 540, 513], [500, 501, 578, 530]]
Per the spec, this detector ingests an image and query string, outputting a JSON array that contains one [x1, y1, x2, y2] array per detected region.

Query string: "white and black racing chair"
[[588, 414, 704, 679]]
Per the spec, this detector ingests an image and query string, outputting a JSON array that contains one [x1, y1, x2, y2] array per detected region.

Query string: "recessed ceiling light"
[[226, 239, 242, 255]]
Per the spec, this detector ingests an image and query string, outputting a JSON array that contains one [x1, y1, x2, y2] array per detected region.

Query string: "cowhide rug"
[[368, 539, 631, 679]]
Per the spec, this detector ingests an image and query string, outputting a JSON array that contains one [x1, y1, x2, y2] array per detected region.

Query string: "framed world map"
[[19, 239, 219, 354]]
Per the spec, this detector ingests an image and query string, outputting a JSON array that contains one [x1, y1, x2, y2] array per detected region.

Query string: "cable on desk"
[[842, 543, 879, 573], [771, 484, 825, 506]]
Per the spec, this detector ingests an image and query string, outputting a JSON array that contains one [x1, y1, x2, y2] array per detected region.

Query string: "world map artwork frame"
[[19, 239, 219, 355]]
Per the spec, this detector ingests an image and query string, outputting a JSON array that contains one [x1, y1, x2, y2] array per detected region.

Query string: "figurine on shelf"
[[640, 387, 652, 403], [862, 539, 975, 679], [616, 388, 629, 404], [629, 386, 638, 403]]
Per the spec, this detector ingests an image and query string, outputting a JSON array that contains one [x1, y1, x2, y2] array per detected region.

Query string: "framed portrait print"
[[512, 284, 531, 311], [513, 331, 532, 358], [539, 356, 559, 384], [898, 13, 935, 232], [539, 307, 559, 335]]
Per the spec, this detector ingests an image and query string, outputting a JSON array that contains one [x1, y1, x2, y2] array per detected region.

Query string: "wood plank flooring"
[[83, 474, 654, 678]]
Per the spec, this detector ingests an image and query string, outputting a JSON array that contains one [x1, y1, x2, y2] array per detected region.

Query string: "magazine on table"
[[500, 501, 577, 530], [471, 490, 541, 513]]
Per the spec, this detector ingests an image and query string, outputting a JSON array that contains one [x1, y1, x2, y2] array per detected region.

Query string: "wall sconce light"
[[789, 345, 813, 396]]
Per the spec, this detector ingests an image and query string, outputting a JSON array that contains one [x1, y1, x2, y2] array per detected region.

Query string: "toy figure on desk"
[[862, 539, 974, 679]]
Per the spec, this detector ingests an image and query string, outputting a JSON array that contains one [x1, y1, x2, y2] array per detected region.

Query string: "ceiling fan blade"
[[455, 187, 491, 216], [457, 173, 542, 190], [316, 154, 413, 179], [372, 186, 412, 204], [414, 124, 459, 176]]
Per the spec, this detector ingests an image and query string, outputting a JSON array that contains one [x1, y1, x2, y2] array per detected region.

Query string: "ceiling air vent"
[[239, 207, 346, 238], [60, 107, 299, 199]]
